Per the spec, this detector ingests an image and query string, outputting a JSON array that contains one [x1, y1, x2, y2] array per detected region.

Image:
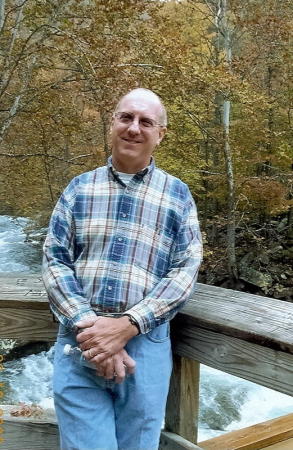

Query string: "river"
[[0, 214, 292, 441]]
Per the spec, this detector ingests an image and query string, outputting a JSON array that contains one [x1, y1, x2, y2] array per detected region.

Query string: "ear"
[[157, 127, 167, 145]]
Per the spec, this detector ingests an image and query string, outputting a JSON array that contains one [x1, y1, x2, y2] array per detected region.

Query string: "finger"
[[76, 318, 98, 329], [76, 328, 97, 345], [121, 351, 136, 374], [92, 351, 112, 365], [104, 358, 115, 380], [94, 358, 110, 377], [76, 328, 102, 347], [113, 354, 126, 384], [82, 348, 96, 361]]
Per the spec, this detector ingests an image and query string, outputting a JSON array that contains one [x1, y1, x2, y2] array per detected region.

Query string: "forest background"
[[0, 0, 292, 300]]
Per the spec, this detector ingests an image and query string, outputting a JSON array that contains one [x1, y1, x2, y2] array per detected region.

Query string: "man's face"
[[110, 92, 166, 172]]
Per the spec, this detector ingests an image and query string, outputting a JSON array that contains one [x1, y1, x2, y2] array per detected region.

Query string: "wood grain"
[[0, 274, 292, 450], [172, 322, 293, 396], [1, 275, 292, 353], [165, 355, 200, 443], [263, 438, 293, 449], [0, 274, 48, 308], [160, 431, 203, 450], [2, 421, 59, 450], [187, 284, 293, 354], [198, 413, 293, 450], [0, 307, 58, 340]]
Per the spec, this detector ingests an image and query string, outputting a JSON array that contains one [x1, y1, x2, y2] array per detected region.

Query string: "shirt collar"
[[107, 156, 155, 184]]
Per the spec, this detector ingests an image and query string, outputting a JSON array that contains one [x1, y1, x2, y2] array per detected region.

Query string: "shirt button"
[[118, 237, 123, 242], [122, 213, 127, 218], [107, 286, 113, 291]]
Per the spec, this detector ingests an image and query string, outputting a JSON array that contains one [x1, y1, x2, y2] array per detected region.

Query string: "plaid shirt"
[[42, 158, 202, 334]]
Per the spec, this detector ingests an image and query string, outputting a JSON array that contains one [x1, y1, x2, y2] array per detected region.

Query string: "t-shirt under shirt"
[[116, 172, 135, 185]]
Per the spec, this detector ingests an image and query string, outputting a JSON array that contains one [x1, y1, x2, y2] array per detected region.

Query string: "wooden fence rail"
[[0, 273, 293, 449]]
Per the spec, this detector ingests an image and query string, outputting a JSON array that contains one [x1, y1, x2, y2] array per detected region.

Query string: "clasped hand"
[[76, 316, 138, 383]]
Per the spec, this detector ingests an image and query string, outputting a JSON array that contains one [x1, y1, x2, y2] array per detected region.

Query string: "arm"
[[43, 178, 137, 379], [42, 178, 97, 329], [124, 195, 202, 334]]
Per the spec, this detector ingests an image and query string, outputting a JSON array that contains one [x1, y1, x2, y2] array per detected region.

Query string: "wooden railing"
[[0, 274, 293, 450]]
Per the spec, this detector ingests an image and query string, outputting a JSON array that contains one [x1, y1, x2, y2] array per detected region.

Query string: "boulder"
[[239, 265, 272, 292]]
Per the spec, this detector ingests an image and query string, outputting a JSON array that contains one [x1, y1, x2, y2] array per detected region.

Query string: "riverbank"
[[199, 217, 292, 302]]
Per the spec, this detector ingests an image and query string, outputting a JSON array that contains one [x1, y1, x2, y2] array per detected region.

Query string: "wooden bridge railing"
[[0, 273, 293, 449]]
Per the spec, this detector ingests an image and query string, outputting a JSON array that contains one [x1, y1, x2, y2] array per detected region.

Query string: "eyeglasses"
[[114, 112, 163, 129]]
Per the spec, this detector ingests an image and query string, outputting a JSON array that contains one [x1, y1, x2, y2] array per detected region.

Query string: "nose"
[[127, 117, 140, 134]]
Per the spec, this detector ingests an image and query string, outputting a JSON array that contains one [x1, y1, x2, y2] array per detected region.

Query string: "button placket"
[[108, 190, 133, 284]]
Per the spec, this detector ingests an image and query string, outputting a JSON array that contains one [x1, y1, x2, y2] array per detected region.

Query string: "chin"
[[118, 147, 140, 157]]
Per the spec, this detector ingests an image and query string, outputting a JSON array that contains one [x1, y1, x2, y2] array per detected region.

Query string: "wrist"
[[122, 314, 140, 336]]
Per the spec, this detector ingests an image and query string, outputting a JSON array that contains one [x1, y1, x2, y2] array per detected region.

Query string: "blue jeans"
[[53, 323, 172, 450]]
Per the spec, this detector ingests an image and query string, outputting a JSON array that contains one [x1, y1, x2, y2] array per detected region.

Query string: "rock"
[[239, 252, 254, 266], [282, 248, 293, 261], [0, 339, 53, 362], [199, 383, 248, 430], [0, 339, 23, 356], [272, 285, 293, 301], [239, 266, 272, 291], [269, 245, 283, 254], [286, 228, 293, 242], [258, 252, 270, 266], [277, 218, 288, 232]]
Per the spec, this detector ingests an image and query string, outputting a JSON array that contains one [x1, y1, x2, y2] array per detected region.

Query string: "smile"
[[122, 138, 142, 144]]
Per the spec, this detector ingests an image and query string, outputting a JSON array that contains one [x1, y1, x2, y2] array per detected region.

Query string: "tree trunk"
[[212, 0, 237, 278], [223, 99, 237, 277], [222, 0, 237, 278], [0, 0, 5, 32]]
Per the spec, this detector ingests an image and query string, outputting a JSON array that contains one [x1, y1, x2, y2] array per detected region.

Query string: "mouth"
[[122, 137, 142, 144]]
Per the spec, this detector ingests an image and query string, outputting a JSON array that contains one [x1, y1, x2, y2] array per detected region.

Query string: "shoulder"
[[153, 167, 192, 202], [61, 165, 107, 204], [72, 165, 107, 185]]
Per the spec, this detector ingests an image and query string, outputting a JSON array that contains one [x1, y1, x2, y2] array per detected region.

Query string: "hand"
[[89, 349, 136, 384], [76, 316, 138, 364]]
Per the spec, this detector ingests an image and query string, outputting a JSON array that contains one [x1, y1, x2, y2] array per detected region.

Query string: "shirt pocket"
[[133, 224, 174, 277]]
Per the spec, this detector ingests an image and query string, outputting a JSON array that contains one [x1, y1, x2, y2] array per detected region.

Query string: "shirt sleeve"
[[125, 192, 203, 334], [42, 178, 97, 330]]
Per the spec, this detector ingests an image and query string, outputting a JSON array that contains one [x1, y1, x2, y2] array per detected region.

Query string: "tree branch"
[[0, 152, 93, 164]]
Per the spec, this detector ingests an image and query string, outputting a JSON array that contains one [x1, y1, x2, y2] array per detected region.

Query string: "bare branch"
[[116, 63, 164, 69], [0, 94, 20, 142], [186, 110, 218, 143], [0, 152, 93, 165]]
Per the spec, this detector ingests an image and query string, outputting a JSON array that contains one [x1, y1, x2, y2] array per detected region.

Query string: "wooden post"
[[164, 354, 200, 444]]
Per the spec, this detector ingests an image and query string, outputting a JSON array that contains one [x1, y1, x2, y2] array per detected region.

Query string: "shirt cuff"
[[69, 310, 98, 330], [124, 308, 156, 335]]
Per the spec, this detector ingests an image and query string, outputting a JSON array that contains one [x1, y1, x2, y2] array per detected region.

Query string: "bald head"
[[115, 88, 167, 127]]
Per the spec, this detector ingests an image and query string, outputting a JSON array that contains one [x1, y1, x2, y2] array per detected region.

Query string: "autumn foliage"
[[0, 0, 292, 288]]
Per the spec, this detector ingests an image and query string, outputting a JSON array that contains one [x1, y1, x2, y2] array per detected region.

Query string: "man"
[[42, 88, 202, 450]]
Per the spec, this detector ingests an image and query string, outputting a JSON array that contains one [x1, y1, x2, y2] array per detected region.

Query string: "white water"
[[3, 350, 293, 441], [1, 215, 293, 440], [198, 366, 293, 441], [0, 215, 45, 272]]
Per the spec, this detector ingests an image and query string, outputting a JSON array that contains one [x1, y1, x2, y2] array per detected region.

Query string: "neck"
[[112, 156, 150, 174]]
